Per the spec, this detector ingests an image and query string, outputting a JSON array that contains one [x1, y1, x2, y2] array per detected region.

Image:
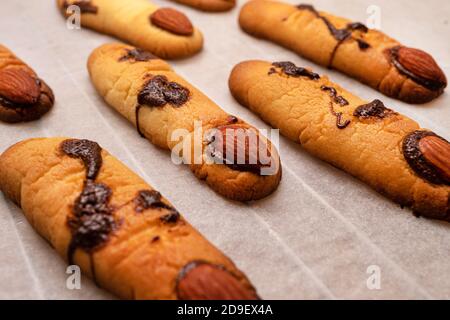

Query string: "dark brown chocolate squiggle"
[[62, 139, 181, 278], [354, 99, 395, 119], [320, 85, 350, 129], [270, 61, 320, 80], [134, 190, 180, 223], [119, 48, 156, 63], [321, 85, 349, 106], [135, 75, 190, 137], [297, 4, 370, 67], [61, 139, 116, 269]]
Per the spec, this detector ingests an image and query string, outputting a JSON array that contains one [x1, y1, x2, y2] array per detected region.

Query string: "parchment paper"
[[0, 0, 449, 299]]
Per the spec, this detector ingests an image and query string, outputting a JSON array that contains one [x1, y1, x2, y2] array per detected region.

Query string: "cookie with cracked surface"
[[229, 60, 450, 221], [56, 0, 203, 59], [88, 43, 281, 201], [0, 137, 259, 300], [239, 0, 447, 103]]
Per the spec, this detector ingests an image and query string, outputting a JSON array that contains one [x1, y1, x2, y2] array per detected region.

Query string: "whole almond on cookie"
[[209, 125, 272, 175], [177, 263, 258, 300], [150, 8, 194, 36], [419, 136, 450, 183], [0, 69, 40, 105], [397, 47, 447, 88]]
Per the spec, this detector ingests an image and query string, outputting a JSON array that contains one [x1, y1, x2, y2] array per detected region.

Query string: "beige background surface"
[[0, 0, 449, 299]]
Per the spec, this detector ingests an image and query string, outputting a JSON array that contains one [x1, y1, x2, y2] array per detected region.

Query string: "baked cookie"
[[171, 0, 236, 12], [229, 60, 450, 220], [0, 45, 54, 123], [239, 0, 447, 104], [57, 0, 203, 59], [88, 43, 281, 202], [0, 137, 259, 300]]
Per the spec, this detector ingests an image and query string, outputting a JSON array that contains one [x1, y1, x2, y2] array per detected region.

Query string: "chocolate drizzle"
[[321, 85, 349, 106], [320, 85, 350, 129], [270, 61, 320, 80], [62, 0, 98, 14], [135, 75, 190, 137], [347, 22, 369, 33], [62, 139, 102, 180], [134, 190, 180, 223], [0, 95, 35, 110], [353, 99, 395, 119], [390, 46, 447, 91], [119, 48, 156, 63], [297, 4, 371, 67], [135, 105, 144, 137], [402, 131, 449, 185], [137, 75, 190, 106], [61, 139, 116, 267], [328, 103, 350, 129], [356, 39, 370, 50]]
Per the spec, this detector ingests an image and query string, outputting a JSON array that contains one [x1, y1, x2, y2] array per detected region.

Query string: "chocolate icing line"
[[353, 99, 396, 119], [135, 75, 190, 137], [270, 61, 320, 80], [320, 85, 350, 129], [297, 4, 371, 68], [134, 190, 180, 223], [61, 139, 116, 273], [119, 48, 156, 63]]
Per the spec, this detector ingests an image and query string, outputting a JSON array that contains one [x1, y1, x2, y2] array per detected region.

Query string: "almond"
[[419, 135, 450, 183], [393, 46, 447, 91], [150, 8, 193, 36], [208, 125, 271, 175], [177, 262, 258, 300], [0, 69, 40, 105]]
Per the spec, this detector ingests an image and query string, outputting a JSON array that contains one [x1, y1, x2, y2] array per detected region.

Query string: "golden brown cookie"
[[57, 0, 203, 59], [229, 60, 450, 221], [0, 45, 54, 123], [171, 0, 236, 12], [88, 43, 281, 202], [0, 137, 259, 300], [239, 0, 447, 104]]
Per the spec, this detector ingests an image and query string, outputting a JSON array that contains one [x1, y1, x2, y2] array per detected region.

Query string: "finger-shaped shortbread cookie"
[[239, 0, 447, 104], [0, 45, 54, 123], [57, 0, 203, 59], [171, 0, 236, 12], [88, 43, 281, 201], [0, 137, 259, 300], [229, 60, 450, 221]]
